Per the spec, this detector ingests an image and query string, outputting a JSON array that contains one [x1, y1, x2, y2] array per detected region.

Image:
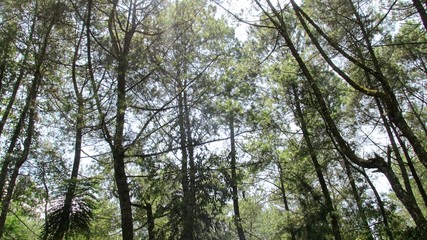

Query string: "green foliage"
[[41, 179, 98, 240], [4, 211, 39, 240], [42, 199, 93, 240], [1, 0, 426, 239]]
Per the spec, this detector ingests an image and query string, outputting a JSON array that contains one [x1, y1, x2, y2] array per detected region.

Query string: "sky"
[[214, 0, 256, 41]]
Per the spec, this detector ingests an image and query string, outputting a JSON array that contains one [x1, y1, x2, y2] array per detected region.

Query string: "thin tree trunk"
[[0, 68, 39, 238], [291, 84, 342, 240], [256, 0, 427, 232], [0, 0, 56, 233], [0, 40, 33, 136], [0, 93, 31, 202], [0, 19, 18, 101], [354, 167, 394, 240], [348, 0, 427, 170], [277, 163, 297, 240], [229, 112, 246, 240], [395, 135, 427, 207], [184, 88, 197, 239], [289, 0, 427, 169], [52, 22, 86, 239], [356, 31, 427, 221], [41, 162, 50, 240], [177, 76, 197, 240], [360, 49, 426, 221], [402, 86, 427, 137], [145, 202, 155, 240], [359, 51, 420, 212], [178, 79, 193, 240], [342, 157, 373, 239], [0, 3, 38, 200]]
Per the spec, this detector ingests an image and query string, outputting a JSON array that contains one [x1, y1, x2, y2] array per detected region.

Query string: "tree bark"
[[256, 0, 427, 232], [291, 84, 342, 240], [0, 65, 40, 238], [277, 163, 297, 240], [412, 0, 427, 31], [52, 22, 86, 239], [342, 157, 373, 239], [354, 167, 394, 240], [145, 203, 155, 240], [229, 112, 246, 240], [107, 1, 138, 238], [0, 1, 55, 234], [178, 78, 195, 240]]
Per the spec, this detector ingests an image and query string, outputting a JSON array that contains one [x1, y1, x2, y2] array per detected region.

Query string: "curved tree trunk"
[[288, 0, 427, 170], [0, 4, 38, 201], [52, 21, 86, 239], [255, 0, 427, 232], [0, 1, 56, 234], [0, 66, 40, 238]]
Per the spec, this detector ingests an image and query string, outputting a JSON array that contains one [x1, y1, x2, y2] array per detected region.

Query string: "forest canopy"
[[0, 0, 426, 239]]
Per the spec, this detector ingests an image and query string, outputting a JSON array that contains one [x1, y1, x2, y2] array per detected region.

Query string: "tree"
[[253, 0, 427, 232], [0, 0, 426, 238], [41, 1, 97, 238], [145, 1, 237, 238], [0, 0, 62, 236], [85, 0, 162, 238], [290, 83, 343, 240]]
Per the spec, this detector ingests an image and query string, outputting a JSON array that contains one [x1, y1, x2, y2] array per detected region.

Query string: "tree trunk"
[[0, 70, 39, 238], [277, 163, 297, 240], [184, 88, 197, 239], [354, 167, 394, 240], [145, 203, 155, 240], [412, 0, 427, 31], [178, 78, 195, 240], [289, 0, 427, 169], [113, 58, 134, 240], [342, 157, 373, 239], [291, 84, 342, 240], [0, 15, 20, 104], [348, 0, 427, 170], [396, 136, 427, 207], [229, 112, 246, 240], [0, 7, 38, 201], [0, 95, 31, 202], [0, 1, 55, 232], [41, 162, 50, 240], [107, 1, 137, 238], [257, 0, 427, 232], [52, 25, 86, 239], [0, 42, 31, 136], [113, 149, 134, 240]]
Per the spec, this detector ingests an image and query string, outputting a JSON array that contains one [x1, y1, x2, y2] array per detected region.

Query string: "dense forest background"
[[0, 0, 426, 239]]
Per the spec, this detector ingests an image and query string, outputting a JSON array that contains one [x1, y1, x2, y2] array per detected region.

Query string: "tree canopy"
[[0, 0, 426, 239]]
